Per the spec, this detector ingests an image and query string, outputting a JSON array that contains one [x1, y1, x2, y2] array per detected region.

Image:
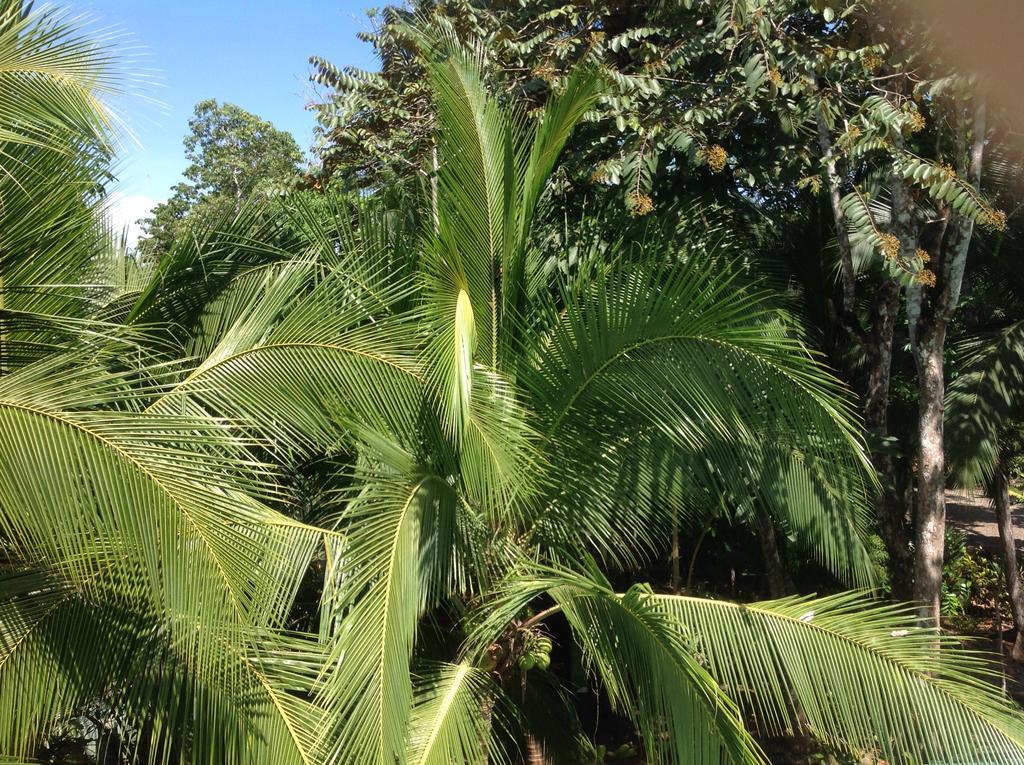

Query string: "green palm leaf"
[[470, 564, 769, 765], [523, 262, 874, 581], [146, 260, 423, 454], [947, 319, 1024, 486], [0, 0, 122, 161], [406, 662, 504, 765], [658, 591, 1024, 764], [318, 471, 450, 765], [0, 570, 333, 764], [0, 357, 338, 761]]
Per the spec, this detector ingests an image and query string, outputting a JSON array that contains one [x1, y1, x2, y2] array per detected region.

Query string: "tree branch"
[[938, 99, 986, 324], [814, 93, 856, 316]]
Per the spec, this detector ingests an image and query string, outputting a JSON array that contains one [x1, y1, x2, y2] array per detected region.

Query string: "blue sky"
[[64, 1, 378, 240]]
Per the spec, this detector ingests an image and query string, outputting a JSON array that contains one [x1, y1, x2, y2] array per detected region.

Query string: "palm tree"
[[0, 0, 127, 373], [2, 13, 1024, 764]]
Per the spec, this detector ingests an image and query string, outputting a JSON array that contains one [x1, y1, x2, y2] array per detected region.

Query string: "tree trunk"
[[670, 509, 681, 592], [816, 94, 915, 597], [232, 167, 242, 215], [912, 327, 947, 627], [864, 278, 914, 598], [878, 474, 915, 598], [758, 514, 792, 598], [992, 456, 1024, 662], [908, 100, 985, 627], [525, 735, 552, 765], [815, 104, 856, 315]]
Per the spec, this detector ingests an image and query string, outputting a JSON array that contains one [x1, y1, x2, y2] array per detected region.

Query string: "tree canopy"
[[139, 99, 303, 259]]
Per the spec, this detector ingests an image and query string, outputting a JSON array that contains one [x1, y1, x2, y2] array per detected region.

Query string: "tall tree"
[[722, 2, 1005, 624], [139, 99, 303, 258]]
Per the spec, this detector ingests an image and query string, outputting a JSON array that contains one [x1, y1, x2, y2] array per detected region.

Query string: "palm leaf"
[[947, 319, 1024, 486], [0, 570, 332, 764], [317, 470, 451, 765], [523, 261, 874, 581], [406, 662, 504, 765], [469, 564, 769, 765], [659, 591, 1024, 764], [0, 1, 122, 162]]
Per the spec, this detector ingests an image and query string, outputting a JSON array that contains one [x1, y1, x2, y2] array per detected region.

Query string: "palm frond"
[[0, 1, 122, 161], [946, 319, 1024, 486], [0, 570, 332, 764], [146, 261, 423, 455], [523, 261, 874, 580], [318, 470, 449, 765], [469, 564, 769, 765], [406, 662, 504, 765], [659, 591, 1024, 764], [0, 355, 325, 628]]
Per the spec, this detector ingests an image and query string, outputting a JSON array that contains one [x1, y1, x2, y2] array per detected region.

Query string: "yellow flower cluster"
[[939, 162, 956, 179], [915, 248, 930, 264], [702, 144, 728, 173], [589, 164, 609, 185], [627, 191, 654, 216], [589, 30, 605, 45], [914, 269, 937, 287], [800, 175, 822, 195], [904, 110, 926, 134], [838, 125, 861, 150], [981, 207, 1008, 231], [768, 67, 784, 87], [862, 51, 884, 73], [879, 233, 900, 261], [531, 64, 557, 82]]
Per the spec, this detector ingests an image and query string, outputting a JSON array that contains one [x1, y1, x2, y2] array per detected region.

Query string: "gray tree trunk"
[[865, 279, 914, 598], [758, 514, 792, 598], [817, 95, 914, 597], [909, 100, 985, 627], [912, 328, 948, 627]]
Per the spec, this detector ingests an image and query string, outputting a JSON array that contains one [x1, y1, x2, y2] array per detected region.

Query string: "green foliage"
[[0, 0, 121, 165], [941, 529, 1007, 627], [182, 99, 303, 199], [947, 320, 1024, 487], [308, 1, 739, 213], [1, 5, 1024, 764], [139, 99, 304, 259], [309, 0, 1007, 286]]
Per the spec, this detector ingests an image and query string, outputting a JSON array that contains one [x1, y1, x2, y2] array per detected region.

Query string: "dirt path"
[[947, 488, 1024, 553]]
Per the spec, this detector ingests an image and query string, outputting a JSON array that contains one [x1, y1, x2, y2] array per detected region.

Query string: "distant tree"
[[181, 99, 304, 208], [137, 182, 195, 261], [306, 2, 724, 213], [139, 100, 303, 259]]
